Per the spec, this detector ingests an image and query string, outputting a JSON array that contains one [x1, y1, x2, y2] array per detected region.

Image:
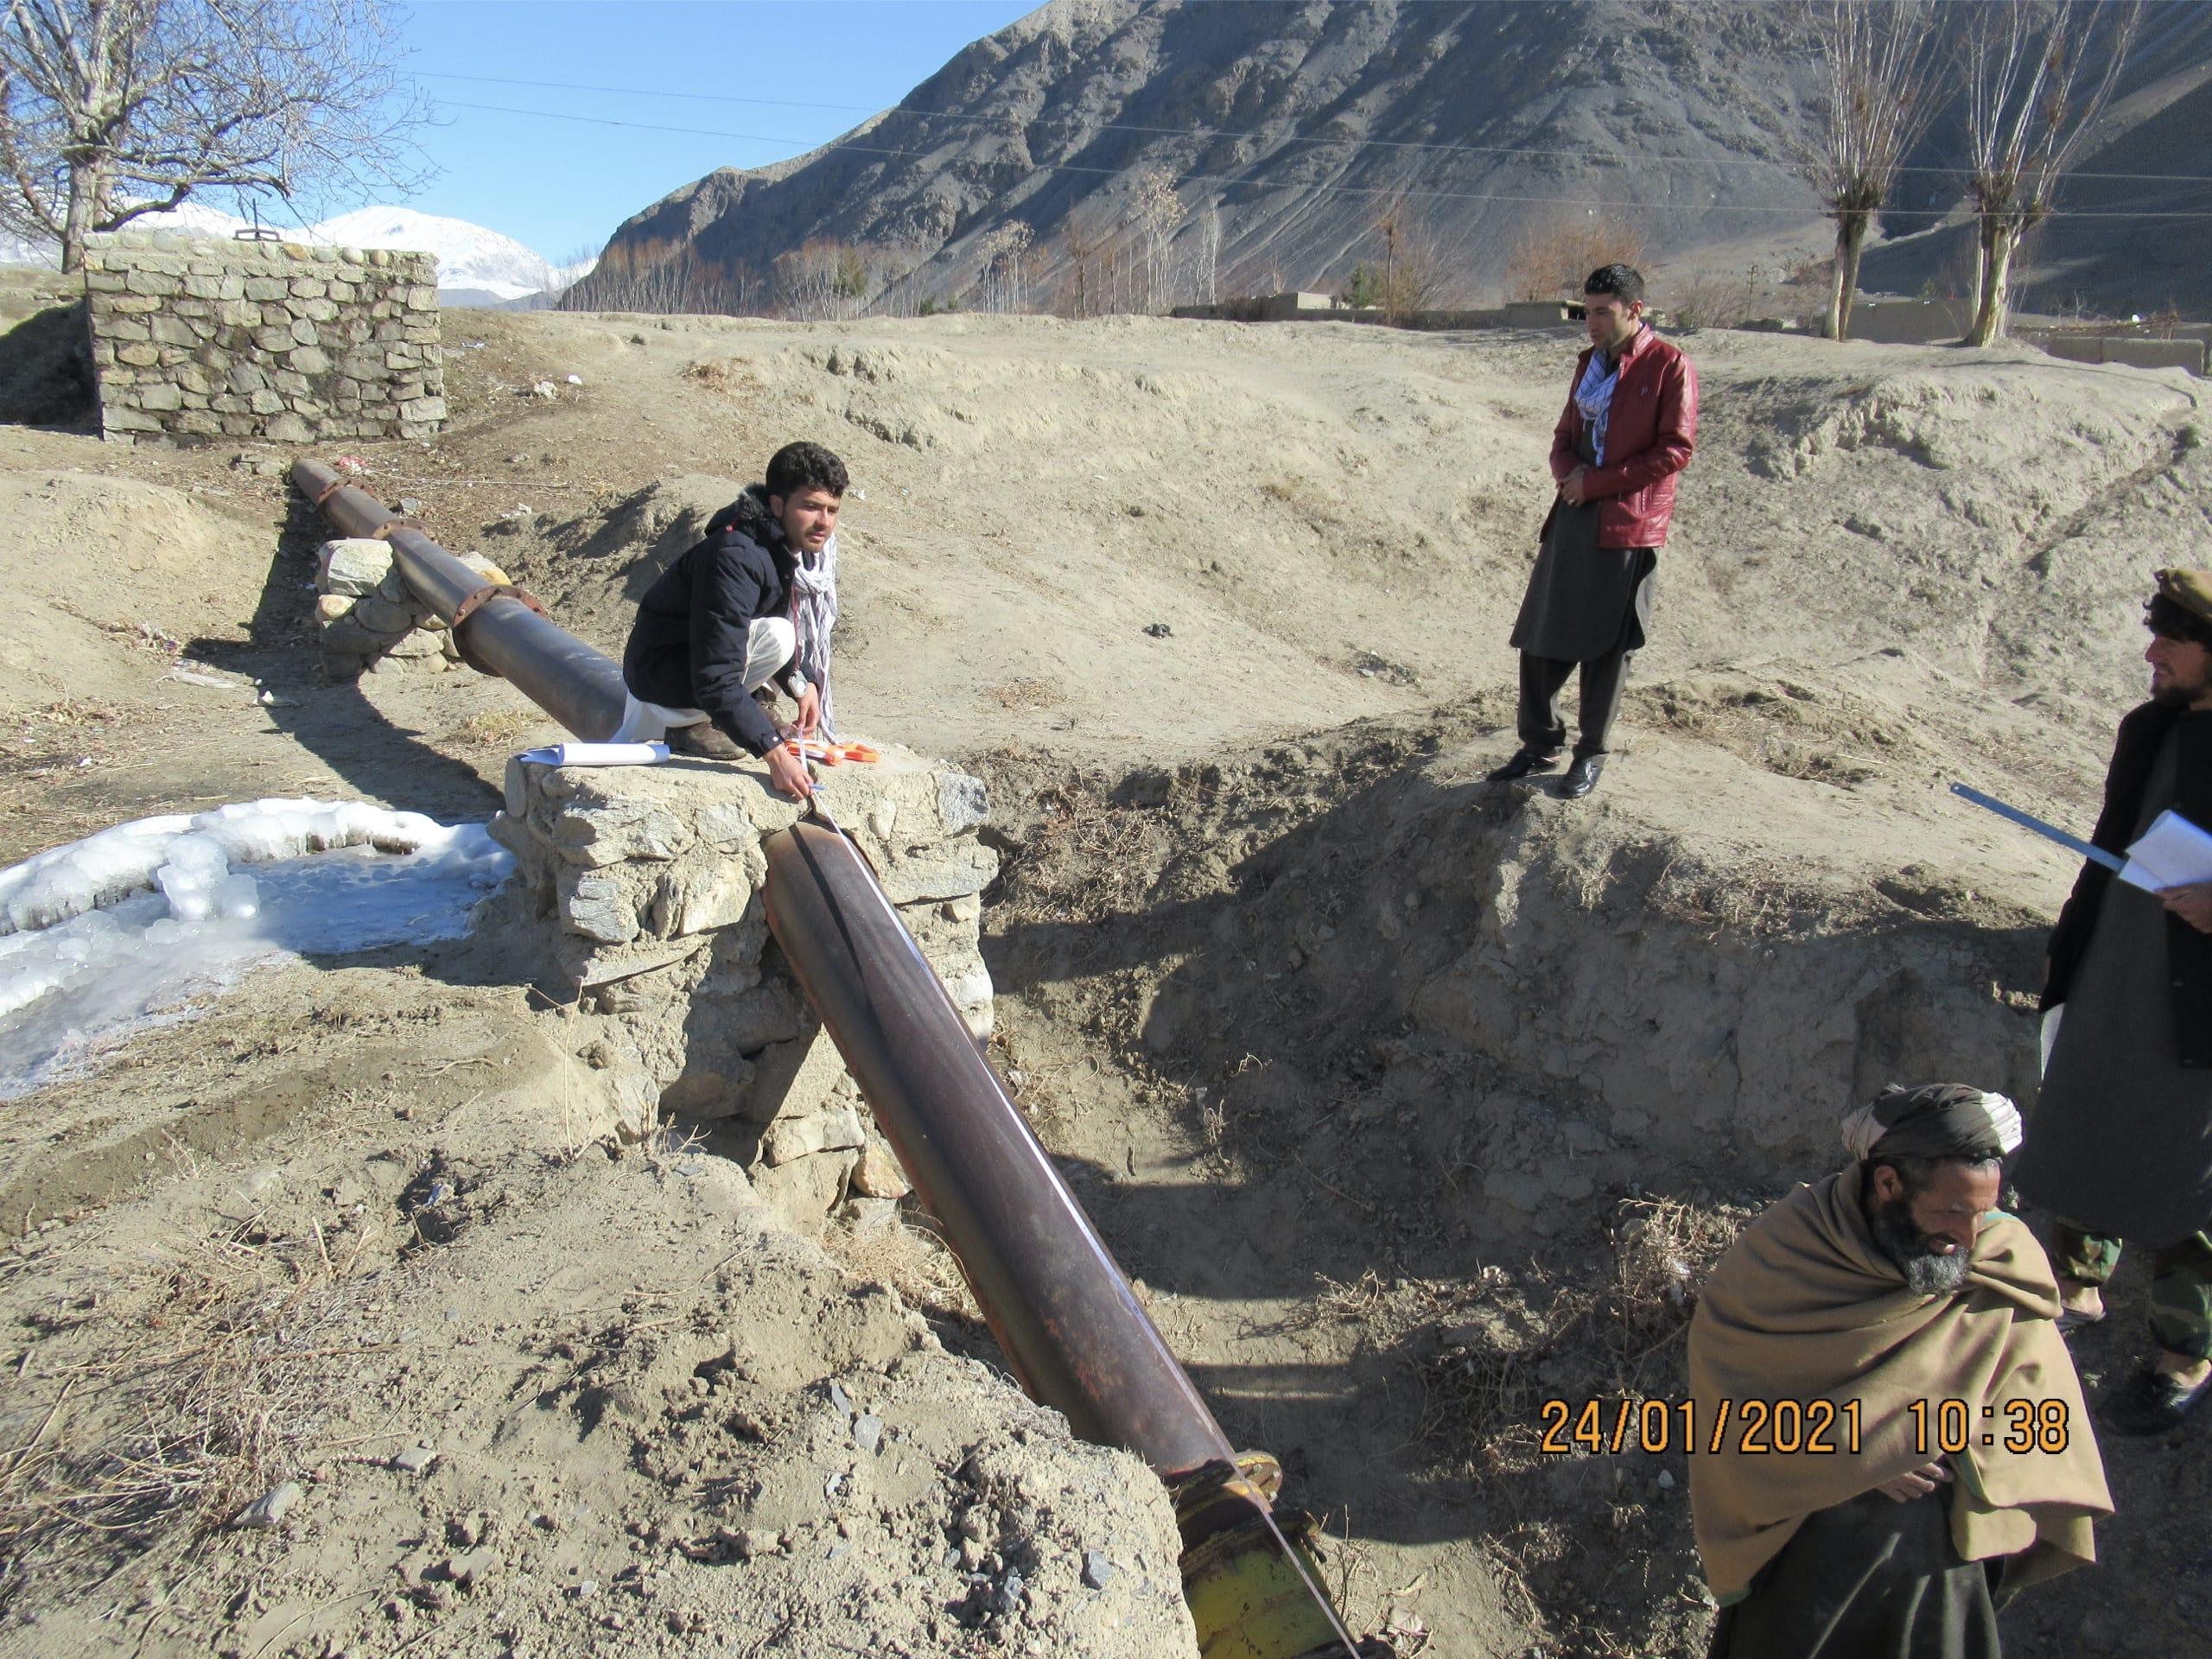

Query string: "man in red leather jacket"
[[1491, 264, 1699, 798]]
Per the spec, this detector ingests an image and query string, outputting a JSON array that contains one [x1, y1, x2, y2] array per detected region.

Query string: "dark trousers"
[[1516, 646, 1634, 760]]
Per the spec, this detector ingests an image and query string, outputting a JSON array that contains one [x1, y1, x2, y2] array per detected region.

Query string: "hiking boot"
[[666, 723, 745, 761], [1486, 748, 1560, 783], [2101, 1368, 2212, 1437]]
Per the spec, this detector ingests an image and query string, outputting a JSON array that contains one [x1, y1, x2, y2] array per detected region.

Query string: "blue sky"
[[394, 1, 1036, 258]]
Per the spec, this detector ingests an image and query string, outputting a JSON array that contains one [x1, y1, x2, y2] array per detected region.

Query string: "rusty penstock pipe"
[[765, 818, 1241, 1476], [766, 823, 1364, 1656], [292, 459, 631, 741]]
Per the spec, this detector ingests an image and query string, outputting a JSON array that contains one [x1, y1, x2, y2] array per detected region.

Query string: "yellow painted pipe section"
[[1174, 1458, 1367, 1659]]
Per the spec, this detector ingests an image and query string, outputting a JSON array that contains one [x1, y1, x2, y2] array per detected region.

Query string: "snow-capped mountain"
[[312, 207, 569, 304], [0, 201, 593, 307]]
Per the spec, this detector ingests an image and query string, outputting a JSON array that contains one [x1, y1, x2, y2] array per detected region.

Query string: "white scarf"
[[790, 531, 839, 740], [1574, 350, 1622, 467]]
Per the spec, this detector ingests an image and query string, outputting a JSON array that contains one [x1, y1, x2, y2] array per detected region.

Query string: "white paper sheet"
[[516, 741, 671, 768], [2118, 809, 2212, 893]]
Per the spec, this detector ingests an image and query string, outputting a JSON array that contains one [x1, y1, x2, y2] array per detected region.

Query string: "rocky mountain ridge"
[[569, 0, 2212, 319]]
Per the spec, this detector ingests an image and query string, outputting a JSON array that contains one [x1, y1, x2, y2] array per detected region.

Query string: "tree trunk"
[[1836, 214, 1869, 342], [60, 160, 108, 273], [1826, 212, 1872, 341], [1966, 219, 2014, 346]]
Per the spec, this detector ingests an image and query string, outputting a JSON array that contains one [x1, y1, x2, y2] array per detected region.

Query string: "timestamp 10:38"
[[1908, 1398, 2071, 1455], [1536, 1396, 2074, 1456]]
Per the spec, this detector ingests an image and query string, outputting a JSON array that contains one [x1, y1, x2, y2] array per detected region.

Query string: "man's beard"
[[1869, 1193, 1972, 1295], [2152, 671, 2211, 708]]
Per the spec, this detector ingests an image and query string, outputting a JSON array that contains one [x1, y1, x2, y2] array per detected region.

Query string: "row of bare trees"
[[1789, 0, 2139, 345]]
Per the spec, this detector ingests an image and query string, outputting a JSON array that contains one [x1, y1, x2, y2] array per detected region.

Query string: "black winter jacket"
[[622, 486, 803, 757], [2041, 701, 2212, 1067]]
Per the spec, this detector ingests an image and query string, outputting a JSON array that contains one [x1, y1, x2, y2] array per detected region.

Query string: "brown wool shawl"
[[1687, 1165, 2112, 1605]]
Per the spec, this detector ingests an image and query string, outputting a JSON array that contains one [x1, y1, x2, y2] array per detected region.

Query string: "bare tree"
[[1956, 0, 2139, 346], [1370, 191, 1453, 322], [1789, 0, 1941, 340], [1058, 209, 1101, 318], [0, 0, 430, 270], [1188, 203, 1221, 307], [775, 238, 874, 321], [1131, 167, 1182, 312], [1500, 209, 1649, 304], [975, 221, 1032, 314], [563, 240, 762, 316]]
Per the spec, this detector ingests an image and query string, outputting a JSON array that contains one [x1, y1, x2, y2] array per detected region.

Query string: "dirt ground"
[[1, 264, 2208, 1656]]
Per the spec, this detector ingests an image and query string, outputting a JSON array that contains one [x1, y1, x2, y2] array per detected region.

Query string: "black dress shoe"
[[1560, 755, 1605, 798], [1485, 748, 1560, 783]]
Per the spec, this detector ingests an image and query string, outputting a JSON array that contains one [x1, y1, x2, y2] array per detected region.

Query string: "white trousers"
[[613, 616, 794, 741]]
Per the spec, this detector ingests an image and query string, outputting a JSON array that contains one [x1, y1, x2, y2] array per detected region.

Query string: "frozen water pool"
[[0, 799, 512, 1098]]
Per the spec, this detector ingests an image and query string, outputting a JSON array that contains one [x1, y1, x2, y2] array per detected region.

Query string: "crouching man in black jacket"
[[621, 442, 846, 799]]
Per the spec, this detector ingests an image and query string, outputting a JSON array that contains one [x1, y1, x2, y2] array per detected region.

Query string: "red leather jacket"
[[1548, 326, 1698, 549]]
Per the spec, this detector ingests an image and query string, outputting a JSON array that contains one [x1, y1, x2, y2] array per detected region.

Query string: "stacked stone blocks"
[[82, 230, 447, 445], [314, 537, 510, 678], [492, 752, 998, 1230]]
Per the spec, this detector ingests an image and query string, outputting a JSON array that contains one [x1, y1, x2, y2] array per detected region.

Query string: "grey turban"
[[1840, 1082, 2024, 1164]]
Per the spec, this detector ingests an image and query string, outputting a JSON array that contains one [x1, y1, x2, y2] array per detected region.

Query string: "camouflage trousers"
[[2052, 1218, 2212, 1360]]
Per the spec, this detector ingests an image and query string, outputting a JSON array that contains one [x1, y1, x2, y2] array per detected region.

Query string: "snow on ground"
[[0, 800, 512, 1097]]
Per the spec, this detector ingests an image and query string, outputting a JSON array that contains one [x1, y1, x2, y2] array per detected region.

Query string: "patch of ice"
[[0, 798, 461, 936], [0, 800, 513, 1099]]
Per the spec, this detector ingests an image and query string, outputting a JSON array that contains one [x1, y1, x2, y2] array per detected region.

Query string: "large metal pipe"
[[765, 821, 1363, 1657], [293, 459, 630, 741], [766, 819, 1238, 1473], [294, 462, 1370, 1658]]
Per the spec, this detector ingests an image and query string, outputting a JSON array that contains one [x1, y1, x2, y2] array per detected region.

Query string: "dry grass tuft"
[[984, 678, 1064, 713], [823, 1212, 983, 1330], [448, 706, 548, 749], [1418, 1196, 1747, 1474], [681, 358, 761, 396], [994, 781, 1175, 931], [0, 1214, 399, 1588]]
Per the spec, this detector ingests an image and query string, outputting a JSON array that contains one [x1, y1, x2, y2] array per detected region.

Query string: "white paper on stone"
[[517, 741, 670, 768], [2118, 809, 2212, 893], [0, 799, 513, 1098]]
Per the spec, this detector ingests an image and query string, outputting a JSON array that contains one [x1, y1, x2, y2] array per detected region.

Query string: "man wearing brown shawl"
[[1689, 1084, 2111, 1658]]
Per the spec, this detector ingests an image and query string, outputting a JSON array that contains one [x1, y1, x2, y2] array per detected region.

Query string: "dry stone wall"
[[81, 230, 447, 445], [493, 750, 997, 1231], [311, 537, 510, 678]]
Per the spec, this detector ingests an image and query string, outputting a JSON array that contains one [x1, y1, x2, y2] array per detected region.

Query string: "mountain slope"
[[569, 0, 2212, 319], [569, 0, 1821, 312]]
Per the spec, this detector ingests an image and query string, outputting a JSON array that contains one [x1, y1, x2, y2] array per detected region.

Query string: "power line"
[[438, 99, 2212, 220], [418, 68, 2212, 188]]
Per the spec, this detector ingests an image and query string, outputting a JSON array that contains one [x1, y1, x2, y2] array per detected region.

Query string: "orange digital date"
[[1537, 1397, 1863, 1455]]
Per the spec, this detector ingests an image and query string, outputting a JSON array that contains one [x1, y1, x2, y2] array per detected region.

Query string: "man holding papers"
[[2016, 568, 2212, 1434]]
